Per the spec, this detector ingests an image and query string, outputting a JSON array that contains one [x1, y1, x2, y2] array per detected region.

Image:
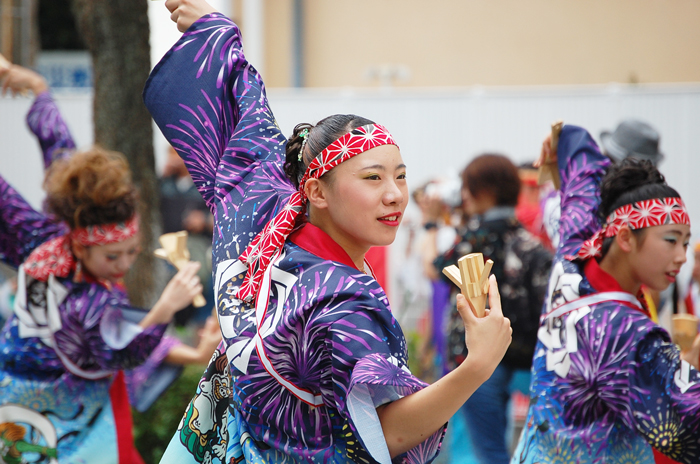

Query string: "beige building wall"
[[235, 0, 700, 88]]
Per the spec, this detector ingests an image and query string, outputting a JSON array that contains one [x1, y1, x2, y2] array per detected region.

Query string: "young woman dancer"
[[0, 60, 222, 407], [511, 125, 699, 463], [145, 1, 512, 463], [0, 95, 204, 463]]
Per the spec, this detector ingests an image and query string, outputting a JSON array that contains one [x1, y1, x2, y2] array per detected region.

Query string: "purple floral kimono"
[[144, 13, 444, 464], [0, 93, 170, 463], [511, 125, 700, 463]]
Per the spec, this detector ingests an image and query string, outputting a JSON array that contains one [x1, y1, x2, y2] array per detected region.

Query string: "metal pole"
[[20, 0, 30, 66], [292, 0, 303, 87], [242, 0, 263, 76], [1, 0, 13, 61]]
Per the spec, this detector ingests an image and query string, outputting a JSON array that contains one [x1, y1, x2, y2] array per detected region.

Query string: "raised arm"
[[1, 64, 76, 168], [545, 125, 610, 259], [144, 1, 288, 213], [0, 177, 66, 268], [27, 93, 77, 168]]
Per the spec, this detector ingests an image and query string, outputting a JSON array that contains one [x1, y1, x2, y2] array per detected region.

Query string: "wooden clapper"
[[442, 253, 493, 317], [154, 230, 207, 307], [537, 120, 563, 189]]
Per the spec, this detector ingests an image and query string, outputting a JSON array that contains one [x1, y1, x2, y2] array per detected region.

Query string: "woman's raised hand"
[[534, 133, 554, 168], [455, 275, 512, 379], [0, 64, 48, 97], [164, 0, 217, 32]]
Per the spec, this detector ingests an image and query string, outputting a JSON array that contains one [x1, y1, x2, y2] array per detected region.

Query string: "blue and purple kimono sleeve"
[[51, 288, 168, 373], [26, 92, 76, 168], [555, 125, 610, 259], [0, 176, 66, 268], [143, 14, 292, 260], [330, 299, 444, 464], [0, 92, 74, 267], [628, 327, 700, 463]]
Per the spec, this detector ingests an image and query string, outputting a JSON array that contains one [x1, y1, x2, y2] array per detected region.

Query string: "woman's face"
[[73, 234, 141, 283], [629, 223, 690, 291], [312, 144, 407, 261], [461, 185, 495, 216]]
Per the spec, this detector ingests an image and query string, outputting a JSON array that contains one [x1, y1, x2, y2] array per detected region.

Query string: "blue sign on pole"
[[36, 51, 93, 89]]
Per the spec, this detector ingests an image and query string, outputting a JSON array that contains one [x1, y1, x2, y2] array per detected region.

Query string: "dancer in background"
[[512, 125, 700, 464], [0, 63, 205, 464], [145, 1, 512, 462], [0, 62, 222, 410]]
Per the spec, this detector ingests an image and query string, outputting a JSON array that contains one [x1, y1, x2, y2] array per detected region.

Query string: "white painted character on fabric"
[[537, 261, 588, 378]]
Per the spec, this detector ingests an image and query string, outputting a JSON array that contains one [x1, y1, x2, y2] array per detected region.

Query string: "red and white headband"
[[70, 216, 140, 246], [236, 123, 398, 302], [574, 197, 690, 260], [25, 216, 140, 282]]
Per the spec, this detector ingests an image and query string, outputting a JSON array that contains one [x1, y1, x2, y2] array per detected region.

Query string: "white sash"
[[544, 291, 642, 321]]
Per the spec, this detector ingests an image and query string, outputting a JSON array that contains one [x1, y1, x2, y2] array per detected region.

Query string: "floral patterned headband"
[[24, 216, 140, 281], [574, 197, 690, 260], [236, 123, 398, 303]]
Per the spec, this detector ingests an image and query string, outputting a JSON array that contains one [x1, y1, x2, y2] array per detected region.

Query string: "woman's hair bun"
[[598, 157, 678, 220], [284, 123, 314, 187]]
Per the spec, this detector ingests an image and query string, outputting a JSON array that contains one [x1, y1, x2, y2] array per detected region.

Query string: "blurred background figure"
[[415, 177, 462, 381], [435, 154, 552, 464], [159, 146, 214, 327], [515, 162, 552, 252], [669, 241, 700, 326], [682, 242, 700, 315]]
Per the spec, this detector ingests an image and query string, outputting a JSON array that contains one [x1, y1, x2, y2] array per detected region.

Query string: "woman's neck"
[[598, 249, 641, 295], [306, 217, 367, 272]]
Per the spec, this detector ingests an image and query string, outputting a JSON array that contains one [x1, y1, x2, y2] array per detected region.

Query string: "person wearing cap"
[[600, 119, 664, 166]]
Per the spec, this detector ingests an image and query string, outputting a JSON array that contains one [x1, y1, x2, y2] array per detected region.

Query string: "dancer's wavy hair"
[[44, 146, 138, 229]]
